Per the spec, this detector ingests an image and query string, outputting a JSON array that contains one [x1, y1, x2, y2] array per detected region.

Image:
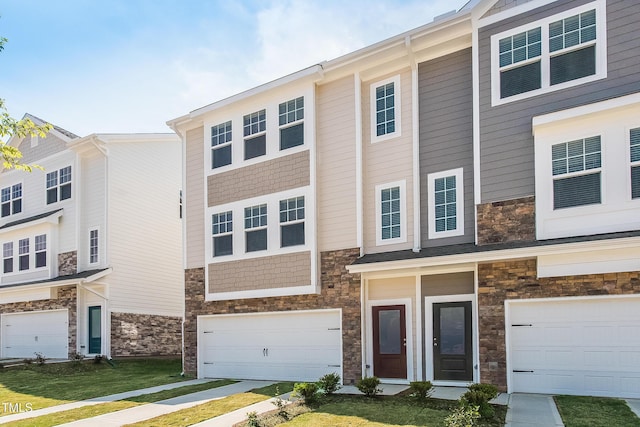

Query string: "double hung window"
[[212, 211, 233, 256], [552, 136, 601, 209], [18, 238, 29, 271], [211, 121, 232, 169], [494, 3, 603, 103], [279, 97, 304, 150], [35, 234, 46, 268], [3, 242, 13, 273], [89, 229, 99, 264], [244, 110, 267, 160], [245, 204, 267, 252], [46, 167, 72, 204], [279, 196, 305, 247], [1, 184, 22, 217]]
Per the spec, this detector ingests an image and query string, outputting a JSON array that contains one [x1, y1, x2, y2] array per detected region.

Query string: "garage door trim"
[[1, 309, 69, 359], [505, 294, 640, 396]]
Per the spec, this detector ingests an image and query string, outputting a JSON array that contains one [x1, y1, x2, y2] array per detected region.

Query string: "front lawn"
[[126, 382, 295, 427], [260, 394, 506, 427], [554, 395, 640, 427], [0, 358, 185, 414]]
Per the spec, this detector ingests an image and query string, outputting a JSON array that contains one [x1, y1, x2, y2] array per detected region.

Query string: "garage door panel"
[[509, 297, 640, 398], [2, 311, 68, 359], [199, 310, 342, 382]]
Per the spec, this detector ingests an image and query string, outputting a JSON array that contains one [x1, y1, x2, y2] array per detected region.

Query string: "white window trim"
[[210, 121, 233, 170], [490, 0, 607, 106], [244, 203, 268, 253], [205, 186, 312, 264], [1, 182, 23, 218], [211, 210, 233, 258], [88, 227, 100, 265], [427, 168, 464, 239], [370, 75, 402, 143], [375, 180, 407, 246], [2, 233, 50, 276], [45, 165, 73, 205]]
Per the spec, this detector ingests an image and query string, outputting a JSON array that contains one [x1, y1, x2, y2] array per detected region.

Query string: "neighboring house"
[[170, 0, 640, 399], [0, 115, 183, 359]]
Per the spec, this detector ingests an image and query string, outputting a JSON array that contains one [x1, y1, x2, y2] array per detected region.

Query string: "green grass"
[[4, 379, 235, 427], [278, 395, 506, 427], [555, 395, 640, 427], [125, 382, 295, 427], [0, 358, 185, 414]]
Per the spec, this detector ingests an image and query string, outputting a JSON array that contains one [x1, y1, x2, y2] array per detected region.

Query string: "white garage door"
[[1, 310, 69, 359], [199, 310, 342, 381], [508, 296, 640, 398]]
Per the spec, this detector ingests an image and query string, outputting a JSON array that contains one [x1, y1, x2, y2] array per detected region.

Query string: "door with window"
[[88, 306, 102, 354], [372, 305, 407, 379], [433, 301, 472, 381]]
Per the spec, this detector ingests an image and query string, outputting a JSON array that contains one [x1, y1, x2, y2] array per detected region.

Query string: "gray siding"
[[18, 133, 68, 164], [479, 0, 640, 202], [422, 272, 474, 296], [419, 48, 475, 247]]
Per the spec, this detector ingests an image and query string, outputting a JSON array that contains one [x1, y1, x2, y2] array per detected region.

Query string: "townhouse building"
[[171, 0, 640, 398], [0, 116, 183, 359]]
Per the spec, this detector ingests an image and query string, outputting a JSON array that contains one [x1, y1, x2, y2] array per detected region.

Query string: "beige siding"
[[106, 138, 183, 317], [363, 68, 415, 253], [208, 251, 311, 293], [16, 133, 69, 164], [317, 76, 358, 252], [422, 272, 474, 297], [185, 127, 205, 269], [77, 152, 106, 271], [207, 150, 310, 207]]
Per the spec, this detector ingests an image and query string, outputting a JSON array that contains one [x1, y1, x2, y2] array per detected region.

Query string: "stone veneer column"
[[476, 196, 535, 245], [57, 251, 78, 276], [477, 258, 640, 390], [184, 247, 362, 383]]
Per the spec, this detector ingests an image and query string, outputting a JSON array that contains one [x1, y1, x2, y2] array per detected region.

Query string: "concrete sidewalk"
[[0, 378, 216, 424], [58, 380, 274, 426], [505, 394, 564, 427]]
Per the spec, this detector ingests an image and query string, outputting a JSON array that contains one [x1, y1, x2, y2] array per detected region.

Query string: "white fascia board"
[[0, 268, 112, 293], [167, 65, 324, 127], [0, 210, 63, 235], [346, 235, 640, 274]]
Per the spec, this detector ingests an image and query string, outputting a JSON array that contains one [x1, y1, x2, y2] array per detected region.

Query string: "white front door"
[[508, 296, 640, 398], [1, 310, 69, 359], [199, 310, 342, 381]]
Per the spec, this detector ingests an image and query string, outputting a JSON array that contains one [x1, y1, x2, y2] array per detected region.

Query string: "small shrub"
[[69, 351, 84, 366], [292, 382, 319, 404], [246, 411, 260, 427], [409, 380, 433, 401], [93, 355, 103, 364], [22, 358, 33, 366], [445, 403, 480, 427], [317, 372, 341, 395], [461, 383, 499, 419], [356, 376, 381, 397], [33, 352, 47, 365], [272, 386, 289, 420]]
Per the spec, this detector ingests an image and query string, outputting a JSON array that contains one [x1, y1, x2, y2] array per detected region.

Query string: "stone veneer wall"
[[476, 196, 535, 245], [58, 251, 78, 276], [477, 258, 640, 390], [0, 285, 77, 358], [110, 312, 182, 357], [184, 248, 362, 383]]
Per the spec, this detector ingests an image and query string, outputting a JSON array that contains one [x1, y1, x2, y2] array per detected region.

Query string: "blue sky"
[[1, 0, 464, 136]]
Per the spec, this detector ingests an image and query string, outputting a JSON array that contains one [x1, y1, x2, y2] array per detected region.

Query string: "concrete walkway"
[[58, 380, 274, 426], [0, 378, 216, 424], [627, 399, 640, 418], [505, 394, 564, 427]]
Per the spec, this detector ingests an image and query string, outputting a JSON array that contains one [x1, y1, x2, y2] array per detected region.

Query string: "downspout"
[[354, 73, 364, 256], [406, 36, 421, 253]]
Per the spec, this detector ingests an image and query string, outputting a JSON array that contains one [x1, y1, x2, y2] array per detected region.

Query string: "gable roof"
[[24, 113, 79, 140]]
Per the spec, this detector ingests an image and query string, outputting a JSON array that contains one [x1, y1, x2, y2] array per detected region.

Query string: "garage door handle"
[[511, 324, 532, 327], [513, 370, 534, 373]]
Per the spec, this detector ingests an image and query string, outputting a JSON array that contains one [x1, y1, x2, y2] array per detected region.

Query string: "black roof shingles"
[[0, 268, 110, 290]]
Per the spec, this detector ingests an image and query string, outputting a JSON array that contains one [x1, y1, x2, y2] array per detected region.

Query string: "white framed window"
[[211, 121, 232, 169], [427, 168, 464, 239], [491, 1, 606, 105], [3, 242, 13, 274], [18, 238, 29, 271], [279, 97, 304, 150], [46, 166, 72, 204], [279, 196, 305, 247], [89, 228, 99, 264], [1, 183, 22, 217], [212, 211, 233, 257], [245, 204, 267, 252], [552, 136, 601, 209], [35, 234, 46, 268], [370, 75, 401, 142], [244, 109, 267, 160], [631, 128, 640, 199], [375, 180, 407, 246]]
